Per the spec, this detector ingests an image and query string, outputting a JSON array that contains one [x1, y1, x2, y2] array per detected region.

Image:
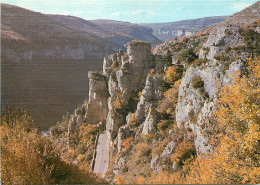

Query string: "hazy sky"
[[2, 0, 258, 23]]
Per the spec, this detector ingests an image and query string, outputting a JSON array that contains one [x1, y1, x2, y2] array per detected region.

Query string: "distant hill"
[[142, 16, 228, 42], [90, 19, 162, 45], [47, 15, 133, 46], [1, 3, 160, 130]]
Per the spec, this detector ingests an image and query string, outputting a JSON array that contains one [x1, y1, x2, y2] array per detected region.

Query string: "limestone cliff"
[[50, 8, 259, 181]]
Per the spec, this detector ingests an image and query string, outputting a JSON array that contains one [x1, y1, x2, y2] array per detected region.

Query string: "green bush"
[[191, 76, 204, 88], [191, 77, 209, 100], [214, 54, 230, 61], [224, 46, 231, 54], [179, 48, 198, 64], [163, 50, 173, 65], [225, 30, 232, 36]]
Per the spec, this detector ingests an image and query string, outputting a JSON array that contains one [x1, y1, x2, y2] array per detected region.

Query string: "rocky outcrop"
[[85, 71, 109, 125], [68, 71, 109, 136], [161, 141, 176, 158], [175, 25, 250, 155], [104, 41, 158, 139], [116, 125, 133, 154], [134, 73, 163, 135]]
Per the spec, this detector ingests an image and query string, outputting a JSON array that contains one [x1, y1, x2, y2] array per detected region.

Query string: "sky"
[[2, 0, 258, 23]]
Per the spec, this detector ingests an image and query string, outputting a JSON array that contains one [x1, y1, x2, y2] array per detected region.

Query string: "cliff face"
[[175, 26, 248, 155], [143, 16, 228, 42], [50, 2, 260, 181], [104, 42, 158, 139]]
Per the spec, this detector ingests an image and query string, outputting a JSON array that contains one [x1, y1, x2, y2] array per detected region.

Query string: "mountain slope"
[[47, 15, 132, 46], [1, 4, 123, 130], [204, 1, 260, 33], [90, 19, 162, 45], [143, 16, 228, 41]]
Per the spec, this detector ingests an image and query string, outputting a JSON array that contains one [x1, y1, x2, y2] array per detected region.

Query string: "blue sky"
[[2, 0, 258, 23]]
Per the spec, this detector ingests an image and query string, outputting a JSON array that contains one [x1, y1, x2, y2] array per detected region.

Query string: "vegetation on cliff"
[[117, 57, 260, 184], [0, 106, 106, 184]]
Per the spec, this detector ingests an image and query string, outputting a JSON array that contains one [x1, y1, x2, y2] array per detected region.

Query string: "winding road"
[[93, 131, 109, 177]]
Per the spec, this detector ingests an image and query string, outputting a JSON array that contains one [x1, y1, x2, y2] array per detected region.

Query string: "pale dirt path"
[[93, 131, 109, 177]]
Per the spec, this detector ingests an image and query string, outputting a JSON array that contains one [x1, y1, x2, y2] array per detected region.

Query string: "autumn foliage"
[[0, 106, 106, 184], [119, 58, 260, 184]]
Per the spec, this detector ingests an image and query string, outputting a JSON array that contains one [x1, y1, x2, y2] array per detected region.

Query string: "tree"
[[179, 48, 198, 64], [163, 50, 173, 66], [185, 58, 260, 184], [0, 106, 107, 184]]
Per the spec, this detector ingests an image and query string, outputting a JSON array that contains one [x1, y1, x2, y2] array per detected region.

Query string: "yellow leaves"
[[121, 137, 134, 154], [78, 123, 98, 148], [128, 113, 137, 127], [116, 175, 126, 184], [165, 66, 181, 84], [184, 57, 260, 184], [170, 139, 196, 166], [1, 106, 107, 184]]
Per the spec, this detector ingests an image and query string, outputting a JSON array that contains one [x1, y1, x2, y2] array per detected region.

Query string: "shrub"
[[191, 76, 204, 88], [225, 30, 232, 36], [192, 59, 202, 67], [157, 120, 171, 132], [113, 53, 117, 61], [163, 50, 173, 66], [128, 113, 137, 127], [199, 87, 209, 99], [111, 72, 118, 82], [135, 142, 152, 158], [214, 53, 230, 61], [191, 77, 209, 99], [170, 139, 196, 169], [179, 48, 198, 64], [165, 65, 183, 84], [202, 47, 210, 56], [224, 46, 231, 54], [121, 137, 134, 153], [214, 38, 225, 47], [112, 60, 119, 69]]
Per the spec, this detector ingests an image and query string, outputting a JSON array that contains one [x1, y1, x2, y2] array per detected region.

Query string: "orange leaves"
[[128, 113, 137, 127], [116, 175, 126, 184], [1, 106, 107, 184], [185, 57, 260, 184], [135, 142, 151, 159], [165, 66, 182, 84], [121, 137, 134, 153], [148, 68, 155, 77], [79, 123, 98, 148], [170, 139, 196, 167]]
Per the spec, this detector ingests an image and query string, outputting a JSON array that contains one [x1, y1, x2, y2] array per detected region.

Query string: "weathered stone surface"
[[68, 116, 77, 137], [85, 71, 109, 124], [103, 56, 113, 77], [176, 25, 248, 156], [135, 74, 162, 131], [150, 155, 159, 169], [117, 42, 155, 96], [117, 125, 132, 153], [142, 106, 158, 135], [114, 156, 126, 170], [106, 98, 125, 139], [161, 141, 176, 158]]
